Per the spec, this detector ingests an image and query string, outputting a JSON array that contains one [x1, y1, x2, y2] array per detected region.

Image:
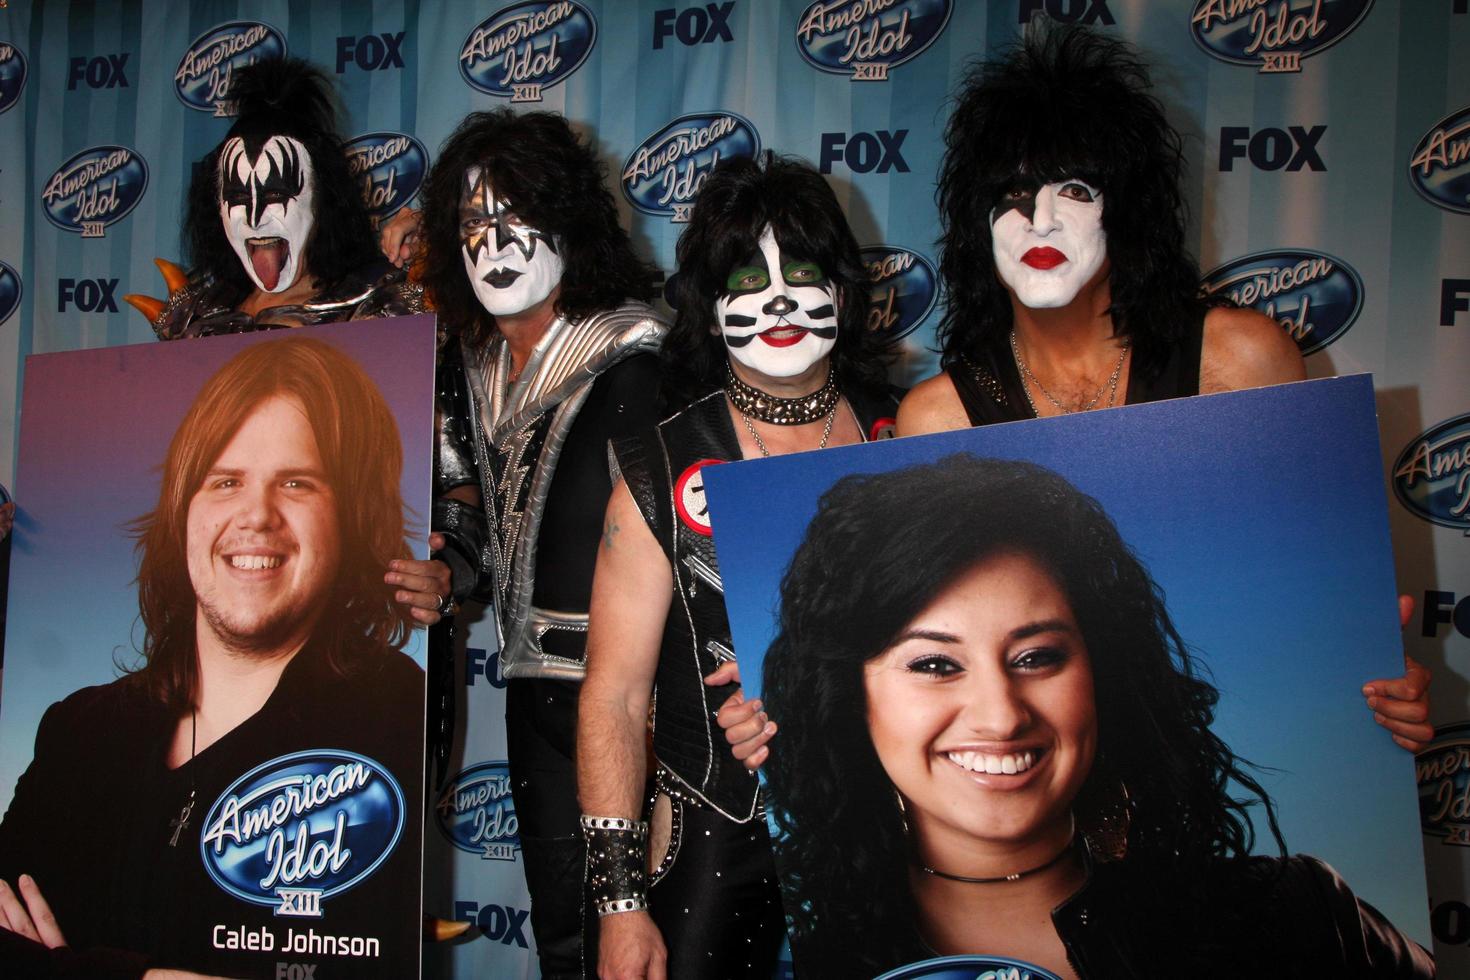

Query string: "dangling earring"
[[1080, 779, 1132, 863], [894, 789, 910, 837]]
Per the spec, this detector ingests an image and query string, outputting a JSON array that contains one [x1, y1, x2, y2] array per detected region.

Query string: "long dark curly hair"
[[182, 57, 379, 304], [936, 24, 1213, 380], [761, 454, 1284, 976], [662, 153, 893, 409], [417, 109, 654, 347]]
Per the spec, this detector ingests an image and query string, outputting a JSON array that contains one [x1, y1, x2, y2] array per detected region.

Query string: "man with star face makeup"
[[127, 58, 410, 338], [884, 25, 1433, 763], [576, 155, 899, 979], [409, 108, 665, 979]]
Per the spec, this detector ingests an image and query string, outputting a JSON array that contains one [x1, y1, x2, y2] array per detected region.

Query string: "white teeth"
[[230, 555, 281, 570], [947, 750, 1036, 775]]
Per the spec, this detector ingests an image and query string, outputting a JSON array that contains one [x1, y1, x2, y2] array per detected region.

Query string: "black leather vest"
[[615, 387, 900, 821]]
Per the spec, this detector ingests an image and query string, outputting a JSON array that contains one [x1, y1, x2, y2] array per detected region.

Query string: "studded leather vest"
[[614, 387, 899, 821], [461, 302, 666, 681]]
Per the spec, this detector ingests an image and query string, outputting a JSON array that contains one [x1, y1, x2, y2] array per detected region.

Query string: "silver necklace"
[[168, 709, 197, 847], [1010, 329, 1130, 415], [739, 401, 838, 458]]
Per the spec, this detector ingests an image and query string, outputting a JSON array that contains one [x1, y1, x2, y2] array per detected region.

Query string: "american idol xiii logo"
[[622, 112, 760, 223], [460, 1, 597, 103], [1408, 105, 1470, 215], [1394, 415, 1470, 534], [0, 41, 27, 115], [876, 954, 1063, 980], [0, 261, 21, 327], [201, 750, 406, 917], [41, 146, 148, 238], [175, 21, 287, 116], [796, 0, 952, 82], [1200, 249, 1362, 356], [434, 762, 520, 861], [1418, 723, 1470, 846], [862, 245, 937, 343], [1190, 0, 1374, 74], [344, 132, 429, 225]]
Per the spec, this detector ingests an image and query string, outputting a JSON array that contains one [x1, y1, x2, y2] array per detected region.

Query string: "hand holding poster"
[[0, 317, 435, 978], [705, 377, 1432, 978]]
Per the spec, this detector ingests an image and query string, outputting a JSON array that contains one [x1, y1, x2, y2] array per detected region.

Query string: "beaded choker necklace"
[[724, 366, 839, 425]]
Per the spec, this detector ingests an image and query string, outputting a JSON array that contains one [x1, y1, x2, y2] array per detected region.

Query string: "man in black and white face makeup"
[[459, 165, 564, 317], [217, 134, 316, 294]]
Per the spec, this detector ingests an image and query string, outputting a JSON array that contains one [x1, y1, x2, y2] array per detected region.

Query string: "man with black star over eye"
[[381, 108, 667, 979]]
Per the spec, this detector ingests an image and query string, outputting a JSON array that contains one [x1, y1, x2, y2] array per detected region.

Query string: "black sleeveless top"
[[946, 311, 1206, 426]]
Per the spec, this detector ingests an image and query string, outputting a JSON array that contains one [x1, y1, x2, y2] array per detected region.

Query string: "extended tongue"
[[250, 240, 288, 291]]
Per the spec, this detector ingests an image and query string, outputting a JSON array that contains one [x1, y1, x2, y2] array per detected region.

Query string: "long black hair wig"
[[182, 57, 378, 303], [417, 109, 654, 347], [936, 24, 1212, 380], [662, 153, 892, 409], [761, 454, 1283, 976]]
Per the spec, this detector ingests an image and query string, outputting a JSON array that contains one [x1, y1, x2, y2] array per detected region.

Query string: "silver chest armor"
[[461, 302, 665, 680]]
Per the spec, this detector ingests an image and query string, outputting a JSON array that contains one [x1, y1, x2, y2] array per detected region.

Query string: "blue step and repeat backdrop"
[[0, 1, 1466, 976]]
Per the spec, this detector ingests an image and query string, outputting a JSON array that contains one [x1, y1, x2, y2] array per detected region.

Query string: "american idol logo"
[[876, 954, 1063, 980], [622, 112, 760, 223], [0, 42, 27, 115], [200, 750, 406, 917], [1417, 724, 1470, 846], [1190, 0, 1374, 74], [344, 132, 429, 225], [434, 762, 520, 861], [1394, 415, 1470, 534], [1201, 248, 1362, 356], [459, 1, 597, 103], [1408, 105, 1470, 215], [175, 21, 287, 116], [0, 261, 21, 327], [796, 0, 952, 82], [862, 245, 937, 343], [41, 146, 148, 238]]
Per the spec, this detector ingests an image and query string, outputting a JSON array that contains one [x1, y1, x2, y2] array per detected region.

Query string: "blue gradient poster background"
[[705, 376, 1430, 949]]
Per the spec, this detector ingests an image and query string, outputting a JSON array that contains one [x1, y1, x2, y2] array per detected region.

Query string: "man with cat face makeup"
[[576, 155, 898, 979], [409, 109, 665, 979], [125, 58, 409, 338]]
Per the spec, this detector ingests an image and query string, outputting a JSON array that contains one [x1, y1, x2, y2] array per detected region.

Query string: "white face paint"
[[714, 227, 838, 379], [459, 166, 564, 317], [990, 178, 1107, 310], [218, 135, 316, 294]]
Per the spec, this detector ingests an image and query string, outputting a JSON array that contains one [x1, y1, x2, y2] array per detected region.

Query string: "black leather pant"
[[505, 678, 588, 980], [647, 794, 786, 979]]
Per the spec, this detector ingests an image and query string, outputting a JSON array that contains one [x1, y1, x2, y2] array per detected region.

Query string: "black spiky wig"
[[936, 24, 1212, 379], [182, 57, 377, 301], [662, 152, 892, 409], [417, 109, 654, 347]]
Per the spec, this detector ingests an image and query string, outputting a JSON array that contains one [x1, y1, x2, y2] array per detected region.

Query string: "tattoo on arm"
[[602, 517, 620, 550]]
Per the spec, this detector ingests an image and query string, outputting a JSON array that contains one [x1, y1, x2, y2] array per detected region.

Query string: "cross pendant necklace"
[[168, 709, 197, 847]]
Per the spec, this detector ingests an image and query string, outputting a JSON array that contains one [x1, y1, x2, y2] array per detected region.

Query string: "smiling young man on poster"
[[0, 337, 425, 979]]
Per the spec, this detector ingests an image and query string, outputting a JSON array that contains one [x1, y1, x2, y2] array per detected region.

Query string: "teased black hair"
[[417, 109, 654, 346], [936, 24, 1214, 379], [662, 152, 892, 409], [182, 57, 379, 303]]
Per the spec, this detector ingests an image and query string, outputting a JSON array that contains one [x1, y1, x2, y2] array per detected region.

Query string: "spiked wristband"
[[581, 815, 649, 916]]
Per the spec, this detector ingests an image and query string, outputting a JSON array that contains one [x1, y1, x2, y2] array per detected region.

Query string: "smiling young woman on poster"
[[754, 454, 1432, 979]]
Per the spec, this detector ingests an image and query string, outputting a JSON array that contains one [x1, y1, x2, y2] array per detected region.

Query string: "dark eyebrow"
[[886, 619, 1079, 648], [887, 628, 960, 646], [1009, 619, 1080, 642]]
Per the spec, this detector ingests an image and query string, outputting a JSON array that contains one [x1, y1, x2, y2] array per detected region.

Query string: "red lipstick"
[[1022, 247, 1067, 270]]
